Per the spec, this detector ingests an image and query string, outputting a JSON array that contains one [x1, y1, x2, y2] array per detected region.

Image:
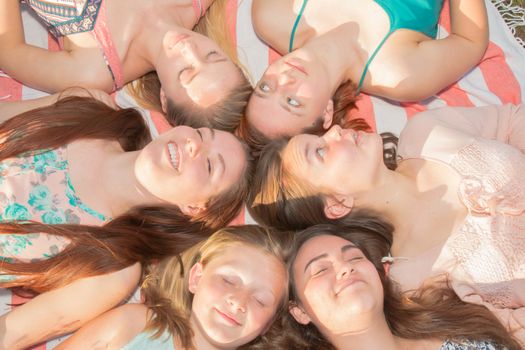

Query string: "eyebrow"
[[303, 244, 358, 273]]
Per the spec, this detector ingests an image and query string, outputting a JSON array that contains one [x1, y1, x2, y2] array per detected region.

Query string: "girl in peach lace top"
[[247, 103, 525, 343]]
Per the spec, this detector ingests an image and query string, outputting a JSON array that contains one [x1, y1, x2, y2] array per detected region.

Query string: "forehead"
[[188, 62, 242, 106], [282, 134, 317, 177], [208, 244, 286, 289], [295, 235, 357, 268], [247, 94, 309, 139]]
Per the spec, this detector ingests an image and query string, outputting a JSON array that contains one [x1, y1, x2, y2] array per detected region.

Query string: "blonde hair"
[[141, 225, 292, 349], [126, 0, 252, 132]]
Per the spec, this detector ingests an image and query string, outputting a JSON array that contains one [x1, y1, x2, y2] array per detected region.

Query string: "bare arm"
[[0, 0, 114, 93], [0, 87, 117, 123], [0, 263, 141, 350], [56, 303, 149, 350], [400, 104, 525, 154], [376, 0, 489, 101]]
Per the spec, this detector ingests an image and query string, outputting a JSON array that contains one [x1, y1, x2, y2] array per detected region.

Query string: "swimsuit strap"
[[193, 0, 204, 20], [288, 0, 309, 52], [355, 29, 394, 95]]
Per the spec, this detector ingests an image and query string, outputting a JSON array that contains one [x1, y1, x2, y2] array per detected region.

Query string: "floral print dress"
[[0, 147, 108, 280]]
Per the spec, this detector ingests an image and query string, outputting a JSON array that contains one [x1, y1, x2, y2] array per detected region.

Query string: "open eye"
[[259, 82, 270, 92], [287, 97, 300, 107], [316, 147, 326, 160]]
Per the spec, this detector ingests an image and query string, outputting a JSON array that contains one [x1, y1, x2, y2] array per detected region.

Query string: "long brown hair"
[[280, 223, 521, 350], [126, 0, 253, 132], [0, 95, 252, 292], [247, 130, 397, 230], [141, 225, 293, 349]]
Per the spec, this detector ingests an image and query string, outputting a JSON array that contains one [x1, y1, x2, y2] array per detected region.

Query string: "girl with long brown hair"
[[283, 222, 521, 350], [0, 93, 253, 349], [248, 103, 525, 342], [50, 225, 290, 350], [0, 0, 253, 131]]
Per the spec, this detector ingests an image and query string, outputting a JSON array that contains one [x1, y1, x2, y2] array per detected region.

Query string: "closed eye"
[[206, 50, 220, 59]]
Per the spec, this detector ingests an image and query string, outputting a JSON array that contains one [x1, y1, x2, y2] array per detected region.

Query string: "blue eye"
[[316, 147, 325, 160], [259, 82, 270, 92], [287, 97, 300, 107]]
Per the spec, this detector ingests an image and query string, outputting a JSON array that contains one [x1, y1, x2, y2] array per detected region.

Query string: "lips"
[[284, 60, 308, 75], [172, 34, 190, 47], [167, 142, 181, 171], [334, 277, 361, 296], [214, 307, 242, 326]]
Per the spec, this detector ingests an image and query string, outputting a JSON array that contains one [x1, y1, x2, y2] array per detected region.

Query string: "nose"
[[277, 72, 296, 86], [336, 262, 354, 281], [227, 292, 247, 313], [185, 136, 202, 158], [324, 125, 343, 141], [180, 41, 203, 65]]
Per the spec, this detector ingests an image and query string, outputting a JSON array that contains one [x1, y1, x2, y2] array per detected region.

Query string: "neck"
[[328, 314, 405, 350], [189, 316, 231, 350], [97, 147, 164, 217], [298, 23, 360, 95]]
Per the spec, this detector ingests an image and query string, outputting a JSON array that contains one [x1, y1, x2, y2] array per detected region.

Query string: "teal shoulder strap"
[[289, 0, 309, 52]]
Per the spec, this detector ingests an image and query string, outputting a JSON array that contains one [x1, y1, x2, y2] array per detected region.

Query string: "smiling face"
[[281, 125, 385, 197], [135, 126, 246, 214], [291, 235, 383, 336], [189, 244, 287, 348], [247, 55, 334, 139], [156, 28, 243, 109]]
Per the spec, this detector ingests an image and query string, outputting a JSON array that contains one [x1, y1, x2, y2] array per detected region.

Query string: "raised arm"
[[0, 0, 114, 92], [382, 0, 489, 101], [0, 263, 141, 350], [55, 303, 149, 350]]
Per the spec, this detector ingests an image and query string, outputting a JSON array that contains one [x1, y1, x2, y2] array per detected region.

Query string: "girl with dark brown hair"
[[283, 222, 521, 350], [53, 225, 290, 350], [0, 93, 252, 349], [248, 104, 525, 343]]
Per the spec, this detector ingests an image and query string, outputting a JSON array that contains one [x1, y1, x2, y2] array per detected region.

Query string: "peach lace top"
[[391, 104, 525, 343]]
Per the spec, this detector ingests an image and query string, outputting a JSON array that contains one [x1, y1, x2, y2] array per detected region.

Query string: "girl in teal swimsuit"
[[244, 0, 488, 140], [54, 226, 290, 350]]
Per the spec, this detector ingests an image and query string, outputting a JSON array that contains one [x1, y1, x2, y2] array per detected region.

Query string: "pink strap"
[[192, 0, 204, 20], [92, 0, 124, 91]]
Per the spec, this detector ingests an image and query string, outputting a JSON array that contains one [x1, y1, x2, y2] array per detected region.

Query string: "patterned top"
[[393, 104, 525, 345], [26, 0, 102, 37], [0, 147, 108, 278], [440, 339, 500, 350]]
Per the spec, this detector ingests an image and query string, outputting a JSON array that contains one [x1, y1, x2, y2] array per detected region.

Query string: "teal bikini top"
[[289, 0, 443, 94]]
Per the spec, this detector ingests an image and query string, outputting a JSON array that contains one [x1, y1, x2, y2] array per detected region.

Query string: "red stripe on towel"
[[353, 94, 377, 132], [478, 42, 522, 104]]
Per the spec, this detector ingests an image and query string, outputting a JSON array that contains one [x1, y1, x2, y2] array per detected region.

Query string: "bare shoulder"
[[251, 0, 296, 53]]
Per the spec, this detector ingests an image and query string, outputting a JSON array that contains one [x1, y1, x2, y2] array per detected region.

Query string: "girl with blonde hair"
[[53, 225, 291, 350], [0, 0, 252, 131]]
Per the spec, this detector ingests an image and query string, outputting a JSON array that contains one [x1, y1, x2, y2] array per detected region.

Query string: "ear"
[[383, 262, 391, 276], [289, 302, 311, 325], [188, 262, 204, 294], [323, 194, 353, 219], [322, 99, 334, 130], [160, 88, 168, 114], [180, 203, 207, 217]]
